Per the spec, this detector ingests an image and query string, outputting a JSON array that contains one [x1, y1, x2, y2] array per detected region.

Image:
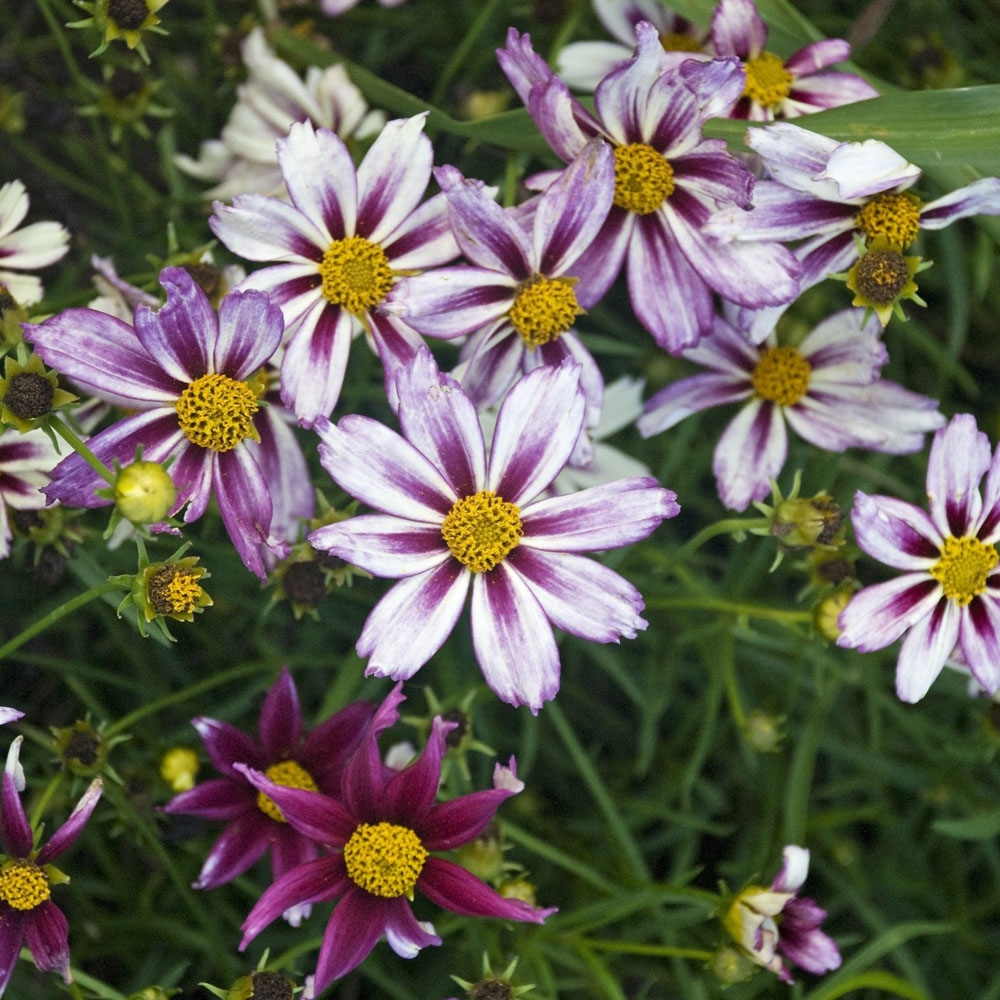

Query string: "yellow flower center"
[[855, 193, 922, 249], [147, 565, 206, 616], [853, 248, 911, 306], [343, 822, 428, 898], [509, 276, 581, 347], [256, 760, 319, 823], [750, 346, 812, 406], [319, 236, 395, 314], [613, 143, 675, 215], [175, 373, 259, 452], [743, 52, 794, 109], [660, 32, 703, 53], [930, 535, 998, 605], [441, 490, 523, 573], [0, 860, 51, 911]]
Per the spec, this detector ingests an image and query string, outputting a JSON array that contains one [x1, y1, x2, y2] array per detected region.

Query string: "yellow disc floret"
[[175, 373, 259, 452], [509, 276, 581, 347], [147, 564, 207, 617], [441, 490, 523, 573], [256, 760, 320, 823], [343, 822, 428, 898], [751, 346, 812, 406], [0, 860, 51, 911], [852, 247, 911, 306], [930, 535, 998, 605], [743, 52, 794, 110], [659, 32, 703, 53], [319, 236, 395, 313], [613, 143, 675, 215], [855, 192, 922, 249]]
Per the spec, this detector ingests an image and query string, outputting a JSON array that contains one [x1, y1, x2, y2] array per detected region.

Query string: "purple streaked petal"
[[301, 700, 376, 788], [170, 439, 215, 523], [819, 140, 920, 201], [192, 717, 266, 778], [488, 360, 585, 505], [214, 288, 284, 379], [713, 399, 786, 511], [278, 121, 355, 242], [422, 785, 516, 852], [26, 309, 180, 407], [258, 667, 302, 760], [977, 441, 1000, 542], [279, 299, 352, 427], [771, 845, 809, 893], [356, 561, 471, 680], [310, 515, 450, 578], [213, 445, 273, 580], [383, 716, 449, 826], [532, 332, 604, 434], [497, 28, 560, 116], [0, 708, 23, 726], [162, 778, 253, 820], [0, 911, 25, 993], [308, 889, 389, 994], [711, 0, 767, 58], [24, 900, 69, 979], [527, 74, 601, 162], [384, 898, 441, 959], [850, 491, 941, 568], [435, 165, 533, 279], [744, 123, 842, 198], [316, 414, 456, 520], [673, 143, 755, 211], [211, 195, 326, 263], [639, 372, 750, 437], [960, 595, 1000, 695], [784, 38, 851, 74], [919, 177, 1000, 229], [470, 565, 559, 711], [236, 263, 322, 327], [381, 191, 459, 271], [36, 778, 102, 864], [678, 57, 749, 130], [419, 856, 555, 922], [455, 323, 524, 411], [508, 547, 647, 642], [521, 477, 678, 550], [193, 814, 273, 889], [596, 0, 680, 39], [784, 72, 880, 115], [357, 115, 433, 245], [836, 575, 941, 652], [1, 770, 32, 857], [926, 414, 989, 538], [396, 347, 486, 497], [779, 919, 841, 975], [567, 207, 633, 306], [894, 596, 960, 702]]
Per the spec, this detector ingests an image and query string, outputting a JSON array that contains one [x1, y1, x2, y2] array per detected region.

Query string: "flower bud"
[[114, 459, 176, 525], [815, 589, 854, 641], [160, 747, 199, 793]]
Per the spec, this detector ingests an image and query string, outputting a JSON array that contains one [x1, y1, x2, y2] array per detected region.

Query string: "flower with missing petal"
[[237, 684, 554, 997], [838, 414, 1000, 702], [0, 180, 69, 307], [211, 116, 458, 426], [162, 667, 373, 925], [638, 308, 944, 511], [309, 348, 678, 711]]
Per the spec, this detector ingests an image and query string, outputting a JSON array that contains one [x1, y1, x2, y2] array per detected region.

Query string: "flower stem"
[[572, 937, 715, 961], [645, 596, 813, 624], [671, 516, 771, 565], [29, 770, 65, 830], [48, 414, 116, 486]]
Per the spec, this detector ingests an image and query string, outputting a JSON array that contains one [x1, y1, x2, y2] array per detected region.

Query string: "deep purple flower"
[[838, 414, 1000, 702], [0, 738, 102, 996], [162, 667, 373, 923], [237, 684, 555, 997], [498, 23, 800, 352], [25, 267, 289, 579], [308, 348, 679, 712]]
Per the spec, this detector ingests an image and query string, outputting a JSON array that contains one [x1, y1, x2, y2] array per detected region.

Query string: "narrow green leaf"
[[805, 970, 932, 1000], [932, 805, 1000, 840]]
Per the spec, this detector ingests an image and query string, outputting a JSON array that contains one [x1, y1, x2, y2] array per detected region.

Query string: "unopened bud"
[[114, 460, 176, 524]]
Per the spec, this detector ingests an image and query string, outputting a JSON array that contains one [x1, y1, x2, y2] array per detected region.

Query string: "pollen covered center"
[[509, 276, 581, 347], [344, 821, 428, 898], [176, 373, 259, 452], [659, 32, 702, 53], [148, 565, 205, 616], [442, 490, 523, 573], [256, 760, 319, 823], [743, 52, 794, 109], [0, 860, 51, 911], [613, 143, 674, 215], [854, 248, 910, 305], [319, 236, 395, 313], [930, 535, 998, 605], [751, 346, 812, 406], [855, 193, 922, 248]]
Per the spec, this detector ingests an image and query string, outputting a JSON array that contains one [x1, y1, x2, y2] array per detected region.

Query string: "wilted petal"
[[37, 778, 102, 863], [819, 140, 921, 200]]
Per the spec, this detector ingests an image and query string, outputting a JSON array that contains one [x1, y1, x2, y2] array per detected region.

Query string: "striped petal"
[[894, 597, 960, 702], [310, 515, 450, 578], [837, 574, 941, 652], [713, 399, 786, 511], [850, 491, 941, 569]]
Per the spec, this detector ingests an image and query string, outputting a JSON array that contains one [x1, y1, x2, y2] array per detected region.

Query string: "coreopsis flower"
[[25, 267, 291, 578], [842, 234, 928, 327], [309, 348, 678, 711], [556, 0, 708, 91], [0, 427, 60, 559], [175, 28, 384, 201], [388, 139, 614, 422], [68, 0, 169, 60], [637, 308, 944, 511], [722, 845, 840, 982], [709, 0, 877, 120], [705, 122, 1000, 317], [498, 24, 800, 353], [163, 667, 373, 925], [0, 737, 103, 996], [237, 684, 554, 997], [211, 116, 458, 426], [838, 414, 1000, 702], [0, 180, 70, 306]]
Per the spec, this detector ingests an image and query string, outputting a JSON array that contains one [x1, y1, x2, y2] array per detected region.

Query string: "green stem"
[[0, 581, 124, 663], [30, 771, 65, 830], [721, 631, 745, 730], [430, 0, 504, 105], [670, 517, 771, 565], [572, 937, 715, 961], [49, 415, 116, 486], [645, 596, 813, 624]]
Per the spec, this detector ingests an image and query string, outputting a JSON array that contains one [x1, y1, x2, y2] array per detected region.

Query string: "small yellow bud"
[[742, 711, 784, 753], [160, 747, 199, 792], [114, 460, 176, 524], [815, 589, 854, 641], [497, 876, 536, 907], [455, 820, 505, 882], [709, 945, 756, 985]]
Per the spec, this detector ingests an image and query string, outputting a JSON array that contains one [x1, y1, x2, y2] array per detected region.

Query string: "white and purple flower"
[[0, 180, 70, 307], [309, 348, 678, 712], [0, 428, 60, 560], [838, 414, 1000, 702]]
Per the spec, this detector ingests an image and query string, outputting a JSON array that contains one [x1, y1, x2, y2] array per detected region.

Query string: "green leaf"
[[932, 805, 1000, 840], [804, 970, 932, 1000]]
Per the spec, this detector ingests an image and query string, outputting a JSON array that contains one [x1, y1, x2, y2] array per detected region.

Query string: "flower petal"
[[819, 140, 921, 201], [422, 783, 517, 852], [383, 715, 449, 826], [162, 778, 253, 820], [214, 287, 284, 379], [310, 515, 450, 578], [639, 372, 750, 437], [307, 889, 390, 996], [192, 717, 266, 778], [959, 594, 1000, 695], [36, 777, 102, 864], [711, 0, 767, 58], [213, 446, 274, 580], [837, 575, 941, 652], [419, 856, 555, 922], [193, 814, 273, 889], [301, 700, 376, 790], [850, 491, 941, 569], [383, 898, 441, 958], [920, 177, 1000, 230], [926, 414, 989, 538], [1, 769, 32, 857], [258, 667, 302, 760], [24, 900, 70, 979], [713, 399, 786, 511], [211, 194, 326, 263], [894, 596, 960, 702]]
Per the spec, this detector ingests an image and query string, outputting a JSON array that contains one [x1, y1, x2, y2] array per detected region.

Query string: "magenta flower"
[[498, 23, 800, 352], [0, 738, 102, 996], [838, 414, 1000, 702], [211, 116, 457, 425], [710, 0, 877, 121], [163, 667, 373, 923], [309, 348, 678, 712], [237, 684, 555, 998], [25, 267, 289, 578], [637, 308, 944, 510]]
